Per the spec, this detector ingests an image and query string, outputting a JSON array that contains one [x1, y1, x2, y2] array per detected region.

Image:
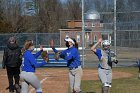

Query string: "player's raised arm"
[[50, 39, 58, 53], [33, 44, 43, 58], [91, 38, 102, 53], [50, 39, 54, 48]]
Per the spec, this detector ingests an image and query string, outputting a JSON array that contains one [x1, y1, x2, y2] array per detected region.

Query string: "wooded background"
[[0, 0, 139, 33]]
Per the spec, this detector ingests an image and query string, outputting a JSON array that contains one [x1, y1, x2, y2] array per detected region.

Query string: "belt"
[[100, 67, 110, 70], [69, 66, 79, 70]]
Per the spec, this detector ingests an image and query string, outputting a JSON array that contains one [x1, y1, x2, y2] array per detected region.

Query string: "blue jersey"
[[52, 47, 81, 68], [21, 50, 46, 72]]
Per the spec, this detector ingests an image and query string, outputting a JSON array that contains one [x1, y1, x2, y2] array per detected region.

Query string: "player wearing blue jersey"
[[20, 40, 47, 93], [50, 37, 83, 93], [91, 38, 118, 93]]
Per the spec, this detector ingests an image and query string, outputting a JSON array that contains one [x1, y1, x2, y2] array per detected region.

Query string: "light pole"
[[82, 0, 85, 68], [114, 0, 117, 55]]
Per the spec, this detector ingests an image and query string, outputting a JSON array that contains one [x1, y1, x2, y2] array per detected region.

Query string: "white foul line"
[[29, 77, 48, 93]]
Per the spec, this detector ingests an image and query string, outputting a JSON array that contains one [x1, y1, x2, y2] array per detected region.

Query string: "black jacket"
[[2, 43, 22, 68]]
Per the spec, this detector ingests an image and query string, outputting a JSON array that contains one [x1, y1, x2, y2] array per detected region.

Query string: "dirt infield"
[[0, 68, 133, 93]]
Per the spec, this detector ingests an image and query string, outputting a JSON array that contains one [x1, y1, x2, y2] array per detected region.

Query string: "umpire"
[[2, 37, 22, 93]]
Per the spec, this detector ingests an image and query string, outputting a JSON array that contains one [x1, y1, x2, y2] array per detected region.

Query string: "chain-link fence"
[[0, 32, 139, 68], [82, 0, 140, 68], [0, 33, 60, 50]]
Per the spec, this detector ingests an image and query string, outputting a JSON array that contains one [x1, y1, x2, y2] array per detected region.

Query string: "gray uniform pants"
[[69, 66, 83, 93], [20, 71, 42, 93], [98, 68, 112, 86]]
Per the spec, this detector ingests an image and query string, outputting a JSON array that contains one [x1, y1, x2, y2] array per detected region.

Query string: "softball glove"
[[41, 51, 49, 62]]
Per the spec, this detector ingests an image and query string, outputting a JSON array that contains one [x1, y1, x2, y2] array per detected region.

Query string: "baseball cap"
[[64, 37, 75, 45]]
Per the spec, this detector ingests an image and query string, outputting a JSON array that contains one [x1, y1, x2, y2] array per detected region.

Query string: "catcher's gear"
[[102, 86, 109, 93], [108, 50, 118, 68], [102, 40, 111, 50], [102, 40, 111, 46], [54, 52, 60, 60], [41, 51, 49, 62], [110, 52, 118, 64]]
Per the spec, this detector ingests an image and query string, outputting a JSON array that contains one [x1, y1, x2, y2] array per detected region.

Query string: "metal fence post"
[[82, 0, 85, 68], [114, 0, 117, 67]]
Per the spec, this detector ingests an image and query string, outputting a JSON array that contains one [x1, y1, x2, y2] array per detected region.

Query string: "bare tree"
[[0, 0, 139, 34], [35, 0, 64, 33], [66, 0, 81, 20], [0, 0, 26, 33]]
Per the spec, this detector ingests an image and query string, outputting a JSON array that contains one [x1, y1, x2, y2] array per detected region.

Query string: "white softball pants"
[[20, 71, 42, 93], [69, 66, 83, 93], [98, 68, 112, 87]]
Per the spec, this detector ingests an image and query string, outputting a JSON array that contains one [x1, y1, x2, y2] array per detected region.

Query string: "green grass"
[[81, 67, 140, 93]]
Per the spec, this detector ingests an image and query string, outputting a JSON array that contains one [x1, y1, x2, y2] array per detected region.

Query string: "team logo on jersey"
[[67, 52, 71, 56]]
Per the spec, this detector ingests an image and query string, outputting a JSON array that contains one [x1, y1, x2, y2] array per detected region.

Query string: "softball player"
[[50, 37, 83, 93], [91, 38, 118, 93], [20, 40, 47, 93]]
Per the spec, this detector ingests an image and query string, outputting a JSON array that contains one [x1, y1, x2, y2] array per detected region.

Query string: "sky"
[[60, 0, 67, 3]]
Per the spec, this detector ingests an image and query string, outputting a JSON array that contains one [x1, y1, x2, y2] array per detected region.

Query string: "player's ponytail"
[[22, 40, 34, 54], [72, 38, 78, 49]]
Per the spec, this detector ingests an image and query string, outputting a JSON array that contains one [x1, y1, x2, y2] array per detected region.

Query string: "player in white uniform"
[[91, 38, 118, 93]]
